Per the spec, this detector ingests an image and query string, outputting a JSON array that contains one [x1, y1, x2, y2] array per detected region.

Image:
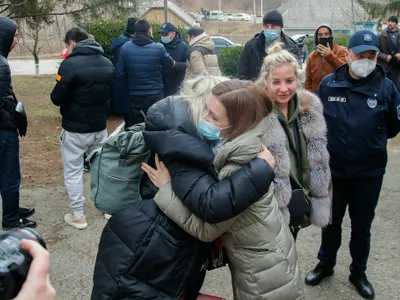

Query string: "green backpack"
[[88, 123, 151, 214]]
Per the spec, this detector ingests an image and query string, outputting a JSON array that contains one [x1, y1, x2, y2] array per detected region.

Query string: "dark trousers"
[[0, 130, 21, 225], [317, 176, 383, 274], [125, 92, 164, 129]]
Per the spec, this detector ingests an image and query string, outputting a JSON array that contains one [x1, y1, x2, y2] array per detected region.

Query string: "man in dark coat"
[[51, 27, 114, 230], [305, 30, 400, 300], [378, 15, 400, 89], [116, 20, 176, 128], [111, 17, 138, 115], [0, 17, 36, 229], [237, 9, 301, 80], [159, 22, 190, 97]]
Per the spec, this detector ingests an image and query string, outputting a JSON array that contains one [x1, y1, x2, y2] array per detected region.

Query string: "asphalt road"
[[9, 59, 61, 76]]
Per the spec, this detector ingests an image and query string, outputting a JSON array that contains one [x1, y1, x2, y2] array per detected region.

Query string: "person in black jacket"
[[0, 17, 36, 229], [50, 27, 114, 230], [305, 30, 400, 300], [116, 19, 176, 128], [110, 17, 138, 116], [237, 9, 301, 80], [160, 22, 190, 97], [91, 78, 275, 300]]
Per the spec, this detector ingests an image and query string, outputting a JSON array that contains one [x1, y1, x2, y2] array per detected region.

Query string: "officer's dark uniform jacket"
[[50, 39, 114, 133], [0, 17, 18, 132], [317, 64, 400, 179], [91, 97, 275, 299]]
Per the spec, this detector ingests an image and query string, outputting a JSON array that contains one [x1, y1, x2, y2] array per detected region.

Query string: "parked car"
[[291, 33, 312, 47], [211, 36, 241, 54], [228, 13, 252, 22]]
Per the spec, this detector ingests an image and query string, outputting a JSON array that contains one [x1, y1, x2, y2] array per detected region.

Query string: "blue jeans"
[[0, 130, 21, 225]]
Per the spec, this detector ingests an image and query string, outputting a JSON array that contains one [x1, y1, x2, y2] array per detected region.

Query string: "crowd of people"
[[1, 8, 400, 300]]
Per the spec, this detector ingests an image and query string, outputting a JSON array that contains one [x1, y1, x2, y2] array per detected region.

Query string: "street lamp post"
[[164, 0, 168, 22], [253, 0, 257, 23]]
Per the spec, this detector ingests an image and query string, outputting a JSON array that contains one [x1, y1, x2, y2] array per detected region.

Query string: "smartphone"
[[319, 37, 334, 48]]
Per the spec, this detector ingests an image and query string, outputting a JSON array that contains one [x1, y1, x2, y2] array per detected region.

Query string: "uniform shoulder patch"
[[367, 98, 378, 109], [55, 74, 61, 82]]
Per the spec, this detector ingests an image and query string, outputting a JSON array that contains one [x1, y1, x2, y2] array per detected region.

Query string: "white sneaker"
[[104, 214, 112, 220], [64, 214, 88, 230]]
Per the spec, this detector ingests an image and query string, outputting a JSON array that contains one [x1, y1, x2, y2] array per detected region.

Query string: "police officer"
[[305, 30, 400, 299]]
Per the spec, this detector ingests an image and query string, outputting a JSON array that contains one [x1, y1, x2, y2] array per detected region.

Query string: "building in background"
[[140, 0, 197, 27], [277, 0, 378, 36]]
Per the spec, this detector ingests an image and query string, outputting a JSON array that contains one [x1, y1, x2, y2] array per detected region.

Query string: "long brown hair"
[[211, 79, 273, 141]]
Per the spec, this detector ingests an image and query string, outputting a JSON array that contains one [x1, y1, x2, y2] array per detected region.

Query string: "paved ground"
[[1, 143, 395, 299], [9, 59, 61, 76]]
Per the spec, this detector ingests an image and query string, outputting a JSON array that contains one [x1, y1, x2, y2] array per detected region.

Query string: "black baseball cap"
[[159, 22, 176, 34], [348, 30, 379, 54]]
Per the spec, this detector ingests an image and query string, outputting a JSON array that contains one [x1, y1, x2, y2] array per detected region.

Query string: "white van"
[[207, 11, 224, 21]]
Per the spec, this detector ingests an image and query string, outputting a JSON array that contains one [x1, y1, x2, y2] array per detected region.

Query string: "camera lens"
[[0, 228, 46, 300]]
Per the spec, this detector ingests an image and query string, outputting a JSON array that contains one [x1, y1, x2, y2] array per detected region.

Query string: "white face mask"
[[349, 58, 376, 78]]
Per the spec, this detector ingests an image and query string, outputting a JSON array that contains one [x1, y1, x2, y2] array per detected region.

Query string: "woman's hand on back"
[[257, 145, 275, 169], [141, 154, 171, 189]]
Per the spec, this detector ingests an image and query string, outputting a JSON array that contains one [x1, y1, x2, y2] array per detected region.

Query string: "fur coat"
[[262, 90, 332, 227]]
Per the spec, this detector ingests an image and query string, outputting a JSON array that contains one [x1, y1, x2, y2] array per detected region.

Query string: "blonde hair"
[[180, 75, 230, 126], [256, 43, 300, 86]]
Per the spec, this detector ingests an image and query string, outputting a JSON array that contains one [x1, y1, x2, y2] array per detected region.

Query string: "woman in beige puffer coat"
[[185, 27, 221, 79], [151, 80, 304, 300]]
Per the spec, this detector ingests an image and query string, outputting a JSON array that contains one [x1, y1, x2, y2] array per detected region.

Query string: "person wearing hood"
[[305, 31, 400, 300], [110, 17, 138, 116], [378, 16, 400, 89], [237, 9, 301, 80], [185, 27, 221, 79], [0, 17, 37, 229], [305, 24, 347, 93], [116, 19, 176, 128], [159, 22, 190, 97], [51, 27, 114, 230]]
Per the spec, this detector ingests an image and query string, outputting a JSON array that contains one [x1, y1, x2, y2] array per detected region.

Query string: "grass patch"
[[12, 75, 59, 119]]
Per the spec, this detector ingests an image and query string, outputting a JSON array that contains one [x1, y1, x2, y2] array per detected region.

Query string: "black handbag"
[[284, 118, 311, 229], [203, 238, 228, 271], [288, 189, 311, 217]]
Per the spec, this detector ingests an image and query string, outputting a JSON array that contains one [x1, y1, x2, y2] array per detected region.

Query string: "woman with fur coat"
[[257, 43, 332, 238]]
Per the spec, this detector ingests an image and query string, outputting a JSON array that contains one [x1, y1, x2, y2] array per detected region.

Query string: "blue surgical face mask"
[[161, 35, 172, 44], [198, 118, 230, 141], [263, 29, 280, 41]]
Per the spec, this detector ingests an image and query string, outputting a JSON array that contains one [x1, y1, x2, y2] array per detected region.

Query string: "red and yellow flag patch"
[[55, 74, 62, 82]]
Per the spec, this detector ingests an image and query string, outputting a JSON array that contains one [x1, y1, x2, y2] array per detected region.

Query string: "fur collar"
[[262, 90, 331, 227]]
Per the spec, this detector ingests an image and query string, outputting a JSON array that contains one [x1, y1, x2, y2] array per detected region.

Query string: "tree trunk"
[[34, 54, 40, 77]]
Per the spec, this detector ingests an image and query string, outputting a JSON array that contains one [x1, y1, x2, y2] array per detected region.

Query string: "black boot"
[[349, 273, 375, 299], [2, 218, 37, 230], [19, 207, 35, 219], [305, 263, 334, 286]]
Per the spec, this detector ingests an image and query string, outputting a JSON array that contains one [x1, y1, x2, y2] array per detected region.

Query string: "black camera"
[[0, 228, 46, 300]]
